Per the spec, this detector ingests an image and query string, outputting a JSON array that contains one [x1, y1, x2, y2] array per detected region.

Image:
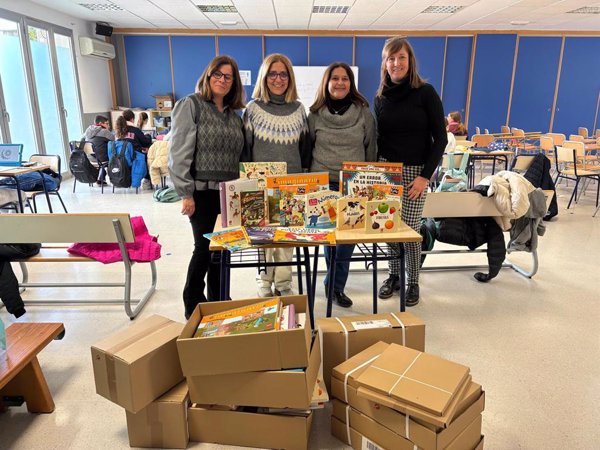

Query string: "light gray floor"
[[0, 176, 599, 450]]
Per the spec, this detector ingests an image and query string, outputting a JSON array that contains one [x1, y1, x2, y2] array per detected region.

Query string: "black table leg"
[[219, 250, 226, 300], [326, 245, 337, 317], [302, 246, 314, 329], [36, 170, 53, 213], [399, 244, 406, 312], [312, 246, 319, 302], [12, 176, 24, 213], [372, 243, 378, 314], [295, 247, 303, 295]]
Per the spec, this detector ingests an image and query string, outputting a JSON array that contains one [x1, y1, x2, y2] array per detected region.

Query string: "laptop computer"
[[142, 128, 157, 139], [0, 144, 24, 166]]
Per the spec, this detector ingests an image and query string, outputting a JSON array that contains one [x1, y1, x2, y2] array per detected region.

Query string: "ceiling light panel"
[[78, 3, 123, 11], [312, 5, 350, 14], [567, 6, 600, 14]]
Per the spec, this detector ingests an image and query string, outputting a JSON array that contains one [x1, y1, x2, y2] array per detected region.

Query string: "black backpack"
[[108, 140, 132, 188], [69, 140, 99, 184]]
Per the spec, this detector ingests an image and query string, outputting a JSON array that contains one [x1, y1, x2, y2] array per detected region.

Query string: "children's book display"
[[240, 190, 267, 226], [266, 172, 329, 224], [273, 227, 336, 245], [305, 190, 341, 229], [279, 185, 308, 227], [245, 227, 276, 245], [219, 178, 260, 227], [340, 161, 403, 198], [203, 227, 251, 252], [365, 199, 401, 233], [336, 197, 367, 231], [239, 162, 287, 188]]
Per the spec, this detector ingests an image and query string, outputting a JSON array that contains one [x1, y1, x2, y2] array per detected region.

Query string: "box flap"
[[157, 381, 189, 404]]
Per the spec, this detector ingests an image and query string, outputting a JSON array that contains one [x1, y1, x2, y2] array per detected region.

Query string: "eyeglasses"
[[267, 71, 289, 81], [212, 71, 234, 83]]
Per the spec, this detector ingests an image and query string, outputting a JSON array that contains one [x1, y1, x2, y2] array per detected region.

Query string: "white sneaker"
[[258, 286, 274, 297], [141, 179, 153, 190], [275, 288, 294, 296]]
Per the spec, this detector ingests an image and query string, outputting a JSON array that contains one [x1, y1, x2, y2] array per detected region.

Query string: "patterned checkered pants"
[[380, 159, 426, 285]]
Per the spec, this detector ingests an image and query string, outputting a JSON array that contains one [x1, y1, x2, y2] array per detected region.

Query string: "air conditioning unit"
[[79, 36, 115, 59]]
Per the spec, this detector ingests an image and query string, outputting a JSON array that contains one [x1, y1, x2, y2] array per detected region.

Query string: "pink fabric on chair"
[[67, 216, 161, 264]]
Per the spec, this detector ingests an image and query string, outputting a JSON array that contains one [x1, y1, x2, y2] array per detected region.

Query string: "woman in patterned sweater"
[[243, 53, 311, 297]]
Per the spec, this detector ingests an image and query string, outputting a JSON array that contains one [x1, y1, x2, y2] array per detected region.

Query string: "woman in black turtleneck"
[[374, 37, 447, 307]]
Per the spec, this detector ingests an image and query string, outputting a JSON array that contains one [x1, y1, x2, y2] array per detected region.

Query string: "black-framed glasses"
[[212, 71, 234, 82], [267, 71, 289, 81]]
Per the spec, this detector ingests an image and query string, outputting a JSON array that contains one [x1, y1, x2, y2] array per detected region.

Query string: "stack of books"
[[331, 342, 485, 450]]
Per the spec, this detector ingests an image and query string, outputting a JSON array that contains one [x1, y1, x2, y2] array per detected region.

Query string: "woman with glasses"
[[308, 62, 376, 308], [243, 53, 311, 298], [375, 37, 447, 307], [169, 55, 246, 319]]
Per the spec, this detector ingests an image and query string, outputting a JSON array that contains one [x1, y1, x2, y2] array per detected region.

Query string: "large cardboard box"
[[187, 334, 320, 409], [331, 379, 484, 450], [188, 405, 313, 450], [125, 381, 189, 448], [91, 315, 184, 413], [332, 341, 471, 428], [178, 295, 312, 376], [317, 312, 425, 393]]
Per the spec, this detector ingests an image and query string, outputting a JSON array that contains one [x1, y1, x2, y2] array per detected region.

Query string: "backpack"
[[108, 140, 132, 188], [435, 152, 470, 192], [153, 186, 180, 203], [69, 139, 99, 184]]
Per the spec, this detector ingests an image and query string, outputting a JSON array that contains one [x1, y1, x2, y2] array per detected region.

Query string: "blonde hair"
[[252, 53, 298, 103], [376, 37, 425, 97], [195, 55, 245, 110]]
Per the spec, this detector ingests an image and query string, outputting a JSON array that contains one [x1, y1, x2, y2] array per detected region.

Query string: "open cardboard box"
[[187, 333, 321, 409], [91, 315, 184, 413], [188, 404, 313, 450], [178, 295, 312, 376], [317, 311, 425, 393], [125, 381, 189, 449]]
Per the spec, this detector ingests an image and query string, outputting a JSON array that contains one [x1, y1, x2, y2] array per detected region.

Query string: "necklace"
[[329, 104, 350, 115]]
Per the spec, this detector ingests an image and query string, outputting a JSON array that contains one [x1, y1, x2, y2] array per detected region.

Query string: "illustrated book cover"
[[365, 199, 401, 233], [240, 190, 267, 227], [219, 178, 260, 227], [203, 227, 251, 252], [273, 227, 336, 245], [279, 184, 309, 227], [239, 162, 287, 188], [341, 161, 403, 175], [245, 226, 276, 245], [336, 197, 367, 231], [305, 190, 341, 229], [340, 169, 403, 198]]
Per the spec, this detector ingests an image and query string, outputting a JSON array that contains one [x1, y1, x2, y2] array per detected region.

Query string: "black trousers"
[[183, 189, 222, 316], [0, 243, 41, 318]]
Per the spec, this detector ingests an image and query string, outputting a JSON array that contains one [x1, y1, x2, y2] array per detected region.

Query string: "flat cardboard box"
[[187, 333, 321, 409], [91, 315, 184, 413], [331, 376, 485, 450], [317, 312, 425, 393], [332, 341, 472, 428], [444, 414, 482, 450], [177, 295, 312, 376], [188, 405, 313, 450], [125, 381, 189, 448], [355, 343, 470, 416]]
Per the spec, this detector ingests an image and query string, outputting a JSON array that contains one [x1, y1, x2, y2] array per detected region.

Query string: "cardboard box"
[[177, 295, 312, 376], [125, 381, 189, 448], [332, 341, 472, 428], [317, 312, 425, 393], [153, 95, 173, 111], [188, 405, 313, 450], [91, 315, 184, 413], [444, 414, 482, 450], [187, 334, 321, 409], [331, 379, 484, 450]]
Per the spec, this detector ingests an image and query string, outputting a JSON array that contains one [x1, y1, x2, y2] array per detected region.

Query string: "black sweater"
[[374, 80, 447, 179]]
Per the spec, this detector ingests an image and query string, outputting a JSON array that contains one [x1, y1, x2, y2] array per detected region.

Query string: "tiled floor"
[[1, 177, 599, 449]]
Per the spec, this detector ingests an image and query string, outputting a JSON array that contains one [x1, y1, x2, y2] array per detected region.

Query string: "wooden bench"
[[0, 213, 157, 319], [0, 322, 65, 413]]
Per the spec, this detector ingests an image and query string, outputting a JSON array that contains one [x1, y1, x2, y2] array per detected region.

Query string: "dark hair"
[[376, 37, 425, 97], [310, 62, 368, 114], [136, 112, 148, 129], [122, 109, 135, 122], [115, 116, 128, 139], [94, 115, 108, 124], [195, 55, 245, 110], [449, 111, 462, 123]]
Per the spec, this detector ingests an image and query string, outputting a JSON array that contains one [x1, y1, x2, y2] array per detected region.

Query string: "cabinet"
[[110, 109, 172, 132]]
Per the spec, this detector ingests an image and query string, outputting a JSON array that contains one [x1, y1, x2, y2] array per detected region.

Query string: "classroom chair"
[[27, 154, 68, 213]]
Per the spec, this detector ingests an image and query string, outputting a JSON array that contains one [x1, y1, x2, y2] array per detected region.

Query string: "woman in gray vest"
[[169, 55, 246, 319], [308, 62, 377, 307], [243, 53, 311, 297]]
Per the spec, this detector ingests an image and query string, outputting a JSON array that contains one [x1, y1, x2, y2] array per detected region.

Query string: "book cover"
[[240, 190, 267, 227], [280, 303, 297, 330], [219, 178, 260, 227], [195, 298, 281, 338], [371, 183, 404, 202], [203, 227, 251, 252], [305, 190, 341, 229], [273, 228, 336, 245], [340, 169, 403, 197], [336, 197, 367, 231], [239, 162, 287, 188], [341, 161, 403, 175], [245, 226, 276, 245], [279, 184, 308, 226], [365, 199, 401, 233]]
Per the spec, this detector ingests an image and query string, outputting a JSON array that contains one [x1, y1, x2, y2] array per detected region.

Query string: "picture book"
[[245, 226, 276, 245], [340, 169, 403, 198], [265, 172, 329, 224], [365, 199, 401, 234], [273, 228, 336, 245], [305, 190, 341, 229], [279, 303, 297, 330], [203, 227, 251, 252], [240, 190, 267, 227], [219, 178, 260, 227], [372, 184, 404, 206], [194, 298, 281, 338], [279, 184, 309, 226], [341, 161, 403, 175], [239, 162, 287, 188], [336, 197, 367, 231]]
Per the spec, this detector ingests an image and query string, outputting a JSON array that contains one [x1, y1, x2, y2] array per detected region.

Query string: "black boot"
[[406, 284, 420, 307], [333, 291, 353, 308], [378, 275, 400, 299]]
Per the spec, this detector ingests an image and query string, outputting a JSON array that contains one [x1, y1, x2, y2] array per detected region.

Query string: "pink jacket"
[[68, 216, 161, 264]]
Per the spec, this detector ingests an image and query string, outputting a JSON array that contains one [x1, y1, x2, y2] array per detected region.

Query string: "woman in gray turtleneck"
[[243, 53, 311, 298], [308, 62, 377, 308]]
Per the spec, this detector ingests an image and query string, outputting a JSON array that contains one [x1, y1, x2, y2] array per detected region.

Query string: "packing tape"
[[106, 318, 174, 356], [343, 354, 381, 403], [106, 355, 118, 402], [334, 317, 350, 360], [147, 399, 164, 444], [389, 312, 406, 345], [345, 404, 351, 445]]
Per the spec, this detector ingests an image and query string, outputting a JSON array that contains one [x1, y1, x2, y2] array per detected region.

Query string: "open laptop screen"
[[0, 144, 23, 166]]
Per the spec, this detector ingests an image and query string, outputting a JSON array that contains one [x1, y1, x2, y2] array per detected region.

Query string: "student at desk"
[[375, 37, 447, 306]]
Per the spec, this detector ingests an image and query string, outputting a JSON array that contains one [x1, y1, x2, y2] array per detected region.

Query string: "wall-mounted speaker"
[[95, 22, 113, 37]]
